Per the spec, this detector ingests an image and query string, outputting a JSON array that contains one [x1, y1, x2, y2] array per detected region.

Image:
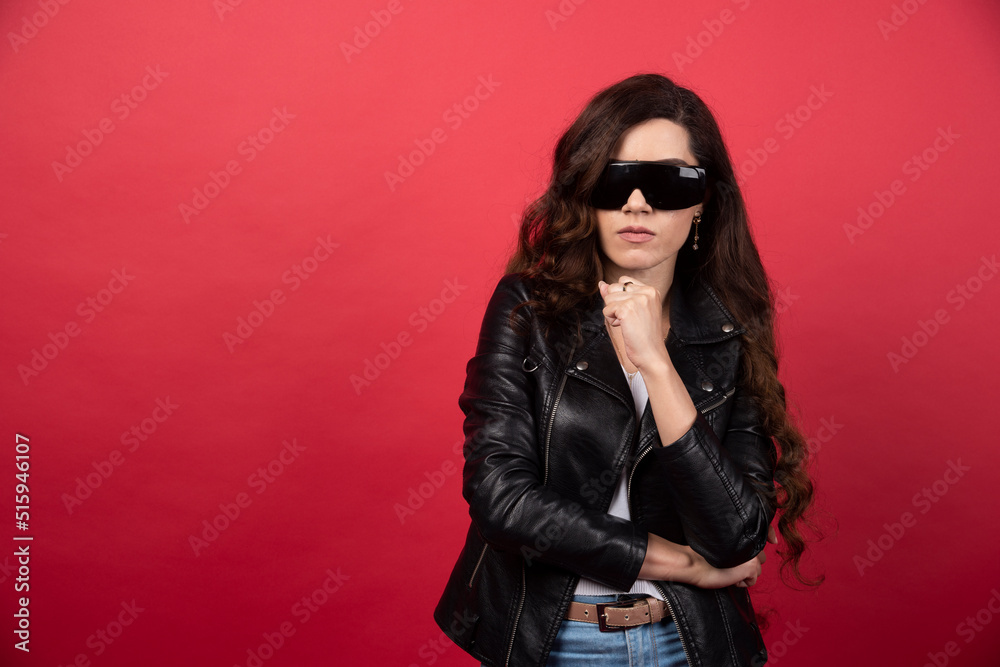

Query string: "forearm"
[[640, 357, 698, 444], [463, 401, 648, 589], [637, 532, 692, 580], [639, 532, 762, 588], [467, 475, 648, 590], [641, 359, 774, 567], [650, 412, 773, 566]]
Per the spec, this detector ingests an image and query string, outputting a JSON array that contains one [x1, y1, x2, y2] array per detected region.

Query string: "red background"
[[2, 1, 1000, 665]]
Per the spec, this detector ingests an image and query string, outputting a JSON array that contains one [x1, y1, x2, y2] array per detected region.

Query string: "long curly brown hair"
[[504, 73, 821, 587]]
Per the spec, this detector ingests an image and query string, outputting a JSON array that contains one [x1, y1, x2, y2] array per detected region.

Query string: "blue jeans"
[[545, 594, 687, 666]]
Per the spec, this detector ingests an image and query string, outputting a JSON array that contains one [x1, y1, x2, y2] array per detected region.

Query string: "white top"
[[573, 364, 664, 600]]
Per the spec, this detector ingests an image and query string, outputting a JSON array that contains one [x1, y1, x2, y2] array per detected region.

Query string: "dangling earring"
[[692, 213, 702, 250]]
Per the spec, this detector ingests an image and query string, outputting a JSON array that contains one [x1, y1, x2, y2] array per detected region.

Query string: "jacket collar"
[[576, 275, 745, 345]]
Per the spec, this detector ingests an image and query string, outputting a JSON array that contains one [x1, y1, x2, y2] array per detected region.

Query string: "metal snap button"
[[701, 380, 714, 392], [575, 360, 589, 371], [722, 323, 734, 333]]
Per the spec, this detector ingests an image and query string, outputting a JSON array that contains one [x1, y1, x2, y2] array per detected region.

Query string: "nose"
[[622, 188, 652, 213]]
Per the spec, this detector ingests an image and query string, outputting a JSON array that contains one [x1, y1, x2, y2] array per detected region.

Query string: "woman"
[[434, 73, 818, 667]]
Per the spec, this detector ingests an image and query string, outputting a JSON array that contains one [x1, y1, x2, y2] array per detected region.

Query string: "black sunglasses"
[[589, 161, 707, 210]]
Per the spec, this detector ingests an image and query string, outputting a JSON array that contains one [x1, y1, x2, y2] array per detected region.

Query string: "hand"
[[597, 277, 670, 372], [735, 525, 778, 589], [687, 545, 762, 590]]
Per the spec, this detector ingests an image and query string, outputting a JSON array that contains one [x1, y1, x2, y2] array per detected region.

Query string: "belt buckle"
[[595, 599, 646, 633]]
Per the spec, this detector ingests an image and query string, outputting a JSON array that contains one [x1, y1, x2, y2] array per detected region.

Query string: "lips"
[[618, 226, 654, 243]]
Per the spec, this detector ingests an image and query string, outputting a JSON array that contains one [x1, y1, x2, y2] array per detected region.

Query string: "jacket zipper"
[[543, 371, 569, 486], [626, 445, 653, 507], [625, 386, 735, 502], [653, 581, 694, 667], [504, 562, 526, 667], [625, 475, 695, 667], [467, 542, 488, 588], [699, 386, 735, 413]]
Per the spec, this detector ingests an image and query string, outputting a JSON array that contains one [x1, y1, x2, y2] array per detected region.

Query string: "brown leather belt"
[[565, 597, 670, 632]]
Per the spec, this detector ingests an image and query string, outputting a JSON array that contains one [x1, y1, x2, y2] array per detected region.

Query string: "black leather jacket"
[[435, 272, 777, 666]]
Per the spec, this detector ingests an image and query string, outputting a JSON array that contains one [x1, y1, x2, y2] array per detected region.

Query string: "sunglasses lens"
[[590, 163, 639, 209], [590, 162, 706, 210]]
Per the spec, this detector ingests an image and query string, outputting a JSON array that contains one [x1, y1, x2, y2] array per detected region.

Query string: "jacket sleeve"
[[459, 274, 648, 591], [648, 371, 778, 569]]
